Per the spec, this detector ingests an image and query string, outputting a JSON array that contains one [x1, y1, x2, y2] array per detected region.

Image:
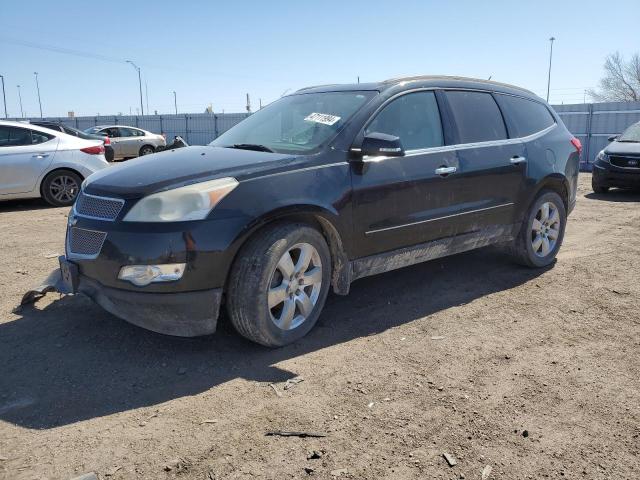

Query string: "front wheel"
[[508, 190, 567, 268], [227, 223, 331, 347], [139, 145, 155, 156]]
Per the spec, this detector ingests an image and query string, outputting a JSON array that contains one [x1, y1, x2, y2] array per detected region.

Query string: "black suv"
[[59, 76, 580, 346], [592, 121, 640, 193]]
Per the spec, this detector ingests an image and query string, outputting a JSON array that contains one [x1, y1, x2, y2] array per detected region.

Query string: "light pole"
[[17, 84, 24, 118], [546, 36, 555, 103], [0, 75, 7, 118], [145, 81, 149, 115], [126, 60, 144, 116], [173, 91, 177, 114], [34, 72, 43, 118]]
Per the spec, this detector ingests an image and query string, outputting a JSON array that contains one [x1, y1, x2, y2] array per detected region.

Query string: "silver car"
[[84, 125, 166, 161]]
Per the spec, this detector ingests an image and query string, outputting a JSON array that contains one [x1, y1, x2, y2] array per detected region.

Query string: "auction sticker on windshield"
[[304, 112, 341, 126]]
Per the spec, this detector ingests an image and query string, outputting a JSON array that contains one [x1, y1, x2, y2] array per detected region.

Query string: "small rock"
[[330, 468, 348, 477], [304, 467, 315, 474], [482, 465, 493, 479], [367, 401, 375, 408], [138, 421, 147, 427], [431, 336, 445, 340], [443, 452, 457, 467], [284, 376, 304, 390], [522, 430, 529, 438], [307, 450, 323, 460]]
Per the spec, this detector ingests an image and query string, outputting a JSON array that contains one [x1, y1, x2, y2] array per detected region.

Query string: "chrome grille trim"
[[67, 227, 107, 260], [74, 191, 125, 221]]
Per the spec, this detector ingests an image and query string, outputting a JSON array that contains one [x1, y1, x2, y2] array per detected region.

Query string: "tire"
[[227, 222, 332, 347], [41, 170, 83, 207], [592, 176, 609, 194], [508, 190, 567, 268], [139, 145, 155, 156]]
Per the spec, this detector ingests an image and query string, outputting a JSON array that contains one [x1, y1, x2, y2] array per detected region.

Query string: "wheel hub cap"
[[531, 201, 560, 258], [267, 243, 322, 331]]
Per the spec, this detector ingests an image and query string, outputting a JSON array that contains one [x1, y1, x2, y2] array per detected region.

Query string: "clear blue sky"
[[1, 0, 638, 117]]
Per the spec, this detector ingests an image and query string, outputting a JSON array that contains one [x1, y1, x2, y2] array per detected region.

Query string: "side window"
[[0, 126, 33, 147], [365, 91, 444, 150], [30, 130, 54, 145], [102, 128, 119, 137], [132, 129, 145, 137], [118, 127, 136, 137], [444, 91, 507, 143], [495, 94, 555, 138]]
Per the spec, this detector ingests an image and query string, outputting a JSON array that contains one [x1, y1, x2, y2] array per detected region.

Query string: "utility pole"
[[259, 98, 262, 109], [145, 81, 149, 115], [173, 91, 177, 114], [546, 36, 555, 103], [0, 75, 7, 118], [34, 72, 43, 117], [246, 93, 251, 113], [17, 84, 23, 118], [126, 60, 144, 115], [357, 76, 360, 84]]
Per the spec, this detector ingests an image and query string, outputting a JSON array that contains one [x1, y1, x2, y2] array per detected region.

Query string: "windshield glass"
[[618, 122, 640, 142], [210, 91, 376, 154], [84, 127, 102, 134]]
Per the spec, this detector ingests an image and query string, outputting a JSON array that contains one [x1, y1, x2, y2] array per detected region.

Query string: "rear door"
[[440, 90, 527, 234], [0, 126, 57, 195], [350, 90, 463, 257]]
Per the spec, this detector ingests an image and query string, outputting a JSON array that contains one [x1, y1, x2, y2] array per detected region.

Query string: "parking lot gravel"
[[1, 173, 639, 480]]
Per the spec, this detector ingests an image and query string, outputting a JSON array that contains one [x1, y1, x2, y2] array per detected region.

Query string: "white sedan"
[[0, 120, 109, 207]]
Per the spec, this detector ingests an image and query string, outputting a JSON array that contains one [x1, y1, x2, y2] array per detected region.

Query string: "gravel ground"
[[0, 173, 638, 480]]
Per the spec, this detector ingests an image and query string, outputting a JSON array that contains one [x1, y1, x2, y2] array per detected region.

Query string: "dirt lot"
[[0, 173, 638, 480]]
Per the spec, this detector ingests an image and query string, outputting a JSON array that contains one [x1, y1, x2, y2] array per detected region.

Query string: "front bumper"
[[593, 160, 640, 188]]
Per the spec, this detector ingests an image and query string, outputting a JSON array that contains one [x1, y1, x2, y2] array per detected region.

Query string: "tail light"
[[103, 136, 111, 145], [81, 145, 106, 155], [161, 133, 167, 140], [570, 137, 582, 155]]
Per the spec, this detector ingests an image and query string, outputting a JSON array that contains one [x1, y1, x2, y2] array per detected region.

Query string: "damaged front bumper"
[[22, 259, 223, 337]]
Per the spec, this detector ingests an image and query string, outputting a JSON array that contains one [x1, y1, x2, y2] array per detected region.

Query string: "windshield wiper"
[[226, 143, 274, 153], [617, 139, 639, 143]]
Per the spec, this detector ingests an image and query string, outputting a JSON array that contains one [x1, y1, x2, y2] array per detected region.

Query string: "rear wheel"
[[227, 223, 331, 347], [508, 190, 567, 268], [139, 145, 155, 156], [41, 170, 82, 207]]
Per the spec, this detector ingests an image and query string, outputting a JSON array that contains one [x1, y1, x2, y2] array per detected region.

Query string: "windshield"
[[618, 122, 640, 142], [210, 91, 376, 154], [84, 127, 102, 134]]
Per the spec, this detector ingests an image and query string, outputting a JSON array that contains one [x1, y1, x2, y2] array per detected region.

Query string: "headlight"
[[123, 177, 238, 222], [596, 151, 609, 163], [118, 263, 186, 286]]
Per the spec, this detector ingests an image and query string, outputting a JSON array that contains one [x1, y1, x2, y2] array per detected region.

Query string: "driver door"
[[350, 90, 463, 258]]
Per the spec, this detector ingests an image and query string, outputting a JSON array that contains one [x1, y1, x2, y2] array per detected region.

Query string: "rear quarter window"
[[444, 91, 507, 143], [495, 94, 555, 138]]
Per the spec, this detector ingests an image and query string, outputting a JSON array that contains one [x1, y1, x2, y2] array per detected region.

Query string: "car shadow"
[[584, 189, 640, 203], [0, 247, 550, 429], [0, 198, 59, 213]]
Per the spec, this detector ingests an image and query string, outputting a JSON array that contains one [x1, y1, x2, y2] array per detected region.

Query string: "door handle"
[[510, 155, 527, 165], [435, 166, 457, 176], [32, 154, 49, 159]]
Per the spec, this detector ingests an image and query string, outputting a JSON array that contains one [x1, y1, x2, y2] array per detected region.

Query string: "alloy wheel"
[[531, 201, 560, 257], [267, 243, 323, 330], [49, 175, 79, 203]]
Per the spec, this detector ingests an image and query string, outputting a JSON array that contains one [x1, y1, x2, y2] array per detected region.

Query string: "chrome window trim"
[[73, 191, 126, 222], [244, 162, 349, 182], [363, 123, 557, 162], [365, 202, 515, 235]]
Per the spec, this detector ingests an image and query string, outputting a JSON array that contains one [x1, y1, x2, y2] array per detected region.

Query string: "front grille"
[[74, 192, 124, 221], [68, 227, 107, 257], [609, 155, 640, 169]]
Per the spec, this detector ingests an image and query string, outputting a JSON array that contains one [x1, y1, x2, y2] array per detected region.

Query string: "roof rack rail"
[[382, 75, 535, 95]]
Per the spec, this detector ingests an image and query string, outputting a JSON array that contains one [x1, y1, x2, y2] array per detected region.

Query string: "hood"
[[605, 140, 640, 156], [83, 146, 300, 198]]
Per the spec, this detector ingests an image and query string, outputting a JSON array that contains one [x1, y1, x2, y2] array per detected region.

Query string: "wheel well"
[[230, 212, 351, 296], [39, 168, 84, 197], [533, 176, 569, 210]]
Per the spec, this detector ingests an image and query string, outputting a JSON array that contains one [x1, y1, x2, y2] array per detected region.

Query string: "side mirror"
[[359, 132, 405, 157], [608, 135, 618, 142]]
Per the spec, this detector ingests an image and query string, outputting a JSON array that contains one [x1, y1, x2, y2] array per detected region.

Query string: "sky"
[[1, 0, 638, 118]]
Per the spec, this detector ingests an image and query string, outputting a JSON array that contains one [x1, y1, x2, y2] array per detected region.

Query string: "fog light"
[[118, 263, 186, 286]]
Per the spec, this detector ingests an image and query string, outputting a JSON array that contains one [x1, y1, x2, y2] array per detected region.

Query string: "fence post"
[[585, 103, 593, 169], [185, 114, 189, 143], [159, 115, 163, 135], [214, 114, 219, 139]]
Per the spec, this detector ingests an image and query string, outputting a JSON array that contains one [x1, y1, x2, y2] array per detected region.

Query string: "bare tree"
[[588, 52, 640, 102]]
